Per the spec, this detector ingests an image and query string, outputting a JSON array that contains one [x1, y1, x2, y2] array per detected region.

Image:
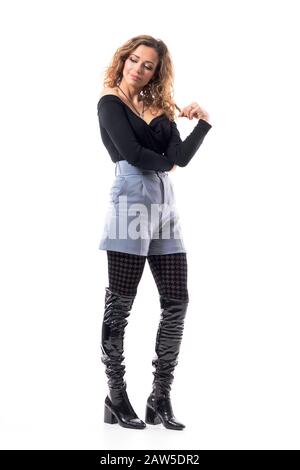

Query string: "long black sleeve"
[[97, 97, 174, 172], [164, 119, 212, 167]]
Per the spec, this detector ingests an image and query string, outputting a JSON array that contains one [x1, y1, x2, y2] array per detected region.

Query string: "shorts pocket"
[[167, 178, 176, 205], [109, 176, 126, 204]]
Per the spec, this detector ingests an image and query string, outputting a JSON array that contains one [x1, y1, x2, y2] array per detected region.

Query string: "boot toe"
[[119, 417, 146, 429], [166, 417, 185, 430], [130, 418, 146, 428]]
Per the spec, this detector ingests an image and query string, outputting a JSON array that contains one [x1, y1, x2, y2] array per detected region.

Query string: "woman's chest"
[[141, 109, 165, 125], [126, 111, 172, 152]]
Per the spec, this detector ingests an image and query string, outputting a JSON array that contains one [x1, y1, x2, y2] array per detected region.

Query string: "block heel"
[[145, 404, 161, 425], [104, 404, 118, 424]]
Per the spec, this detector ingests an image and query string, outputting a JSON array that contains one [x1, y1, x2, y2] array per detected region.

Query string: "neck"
[[118, 80, 142, 104]]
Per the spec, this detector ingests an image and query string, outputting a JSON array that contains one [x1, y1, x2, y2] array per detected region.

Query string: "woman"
[[97, 35, 212, 430]]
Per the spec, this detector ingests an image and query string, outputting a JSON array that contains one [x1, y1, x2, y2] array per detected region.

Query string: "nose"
[[134, 65, 142, 76]]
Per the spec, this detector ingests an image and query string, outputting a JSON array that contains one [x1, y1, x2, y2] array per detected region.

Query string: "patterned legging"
[[107, 250, 189, 301]]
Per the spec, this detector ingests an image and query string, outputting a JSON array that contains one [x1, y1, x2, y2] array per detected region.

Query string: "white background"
[[0, 0, 299, 450]]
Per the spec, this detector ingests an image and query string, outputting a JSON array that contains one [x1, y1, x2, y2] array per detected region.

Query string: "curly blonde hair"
[[101, 34, 181, 122]]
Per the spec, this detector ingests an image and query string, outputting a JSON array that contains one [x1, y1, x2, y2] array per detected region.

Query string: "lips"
[[131, 75, 140, 80]]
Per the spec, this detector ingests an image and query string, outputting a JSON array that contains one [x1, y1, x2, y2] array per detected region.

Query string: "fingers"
[[179, 102, 209, 121], [179, 103, 200, 120], [189, 102, 198, 120]]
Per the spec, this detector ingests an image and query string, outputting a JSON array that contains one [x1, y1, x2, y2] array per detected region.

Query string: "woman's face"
[[123, 45, 159, 90]]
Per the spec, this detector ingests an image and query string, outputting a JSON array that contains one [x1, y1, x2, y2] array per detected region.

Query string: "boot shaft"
[[101, 287, 136, 389], [152, 296, 189, 393]]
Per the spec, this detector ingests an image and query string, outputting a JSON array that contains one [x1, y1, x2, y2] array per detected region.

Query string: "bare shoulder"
[[99, 87, 119, 98]]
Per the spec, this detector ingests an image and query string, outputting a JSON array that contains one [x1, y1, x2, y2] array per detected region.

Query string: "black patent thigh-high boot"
[[145, 295, 189, 430], [101, 287, 146, 429]]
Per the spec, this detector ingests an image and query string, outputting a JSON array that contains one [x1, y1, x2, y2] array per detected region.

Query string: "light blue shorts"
[[98, 160, 187, 256]]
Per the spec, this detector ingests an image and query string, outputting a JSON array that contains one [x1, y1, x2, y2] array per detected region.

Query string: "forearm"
[[165, 119, 212, 167]]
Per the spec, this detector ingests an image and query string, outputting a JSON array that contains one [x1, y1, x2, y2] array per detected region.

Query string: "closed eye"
[[129, 57, 152, 70]]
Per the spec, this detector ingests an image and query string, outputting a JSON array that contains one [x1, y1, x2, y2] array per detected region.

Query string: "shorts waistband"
[[115, 160, 167, 177]]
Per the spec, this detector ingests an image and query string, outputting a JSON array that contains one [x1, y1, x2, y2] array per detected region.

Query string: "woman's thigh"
[[147, 253, 189, 301], [107, 250, 147, 297]]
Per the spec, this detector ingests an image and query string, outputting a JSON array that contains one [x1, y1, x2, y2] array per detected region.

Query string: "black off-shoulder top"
[[97, 94, 212, 171]]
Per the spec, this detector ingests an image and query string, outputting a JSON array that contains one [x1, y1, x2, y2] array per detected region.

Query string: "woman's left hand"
[[179, 102, 210, 124]]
